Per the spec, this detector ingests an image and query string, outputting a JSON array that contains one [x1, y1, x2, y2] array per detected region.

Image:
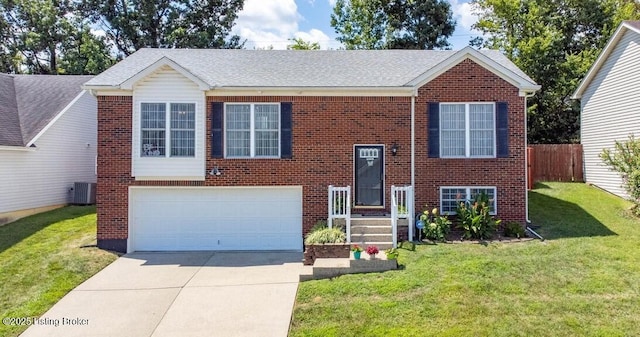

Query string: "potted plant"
[[351, 245, 364, 259], [385, 248, 399, 260], [303, 227, 348, 265], [366, 245, 379, 258]]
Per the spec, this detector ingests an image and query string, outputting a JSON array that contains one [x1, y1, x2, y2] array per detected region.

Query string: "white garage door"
[[129, 187, 303, 251]]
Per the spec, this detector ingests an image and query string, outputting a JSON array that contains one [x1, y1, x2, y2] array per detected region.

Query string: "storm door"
[[354, 145, 384, 207]]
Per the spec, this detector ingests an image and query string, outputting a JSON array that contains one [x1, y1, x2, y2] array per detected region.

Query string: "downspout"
[[523, 92, 535, 223], [410, 91, 416, 241]]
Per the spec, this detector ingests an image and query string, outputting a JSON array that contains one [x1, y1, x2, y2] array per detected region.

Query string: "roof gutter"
[[0, 145, 37, 152], [82, 85, 121, 91], [206, 86, 416, 97]]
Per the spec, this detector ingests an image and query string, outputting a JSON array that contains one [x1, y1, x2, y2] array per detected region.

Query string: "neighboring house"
[[0, 75, 97, 225], [84, 47, 540, 253], [573, 21, 640, 199]]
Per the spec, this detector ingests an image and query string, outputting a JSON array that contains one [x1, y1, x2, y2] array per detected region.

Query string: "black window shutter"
[[428, 102, 440, 158], [280, 102, 293, 159], [496, 102, 509, 158], [211, 102, 224, 158]]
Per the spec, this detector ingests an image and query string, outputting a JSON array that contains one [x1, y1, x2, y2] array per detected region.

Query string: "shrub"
[[502, 221, 525, 238], [385, 248, 399, 260], [304, 227, 346, 245], [601, 136, 640, 215], [419, 206, 451, 242], [310, 220, 328, 232], [456, 193, 501, 240]]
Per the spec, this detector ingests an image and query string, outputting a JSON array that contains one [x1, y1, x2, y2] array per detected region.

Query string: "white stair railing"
[[391, 188, 398, 248], [391, 185, 415, 246], [328, 185, 351, 243]]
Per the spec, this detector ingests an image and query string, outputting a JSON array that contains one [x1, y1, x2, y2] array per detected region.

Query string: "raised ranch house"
[[573, 20, 640, 199], [0, 74, 96, 225], [84, 47, 540, 253]]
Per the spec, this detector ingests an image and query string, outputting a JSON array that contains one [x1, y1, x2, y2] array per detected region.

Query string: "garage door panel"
[[130, 187, 302, 251]]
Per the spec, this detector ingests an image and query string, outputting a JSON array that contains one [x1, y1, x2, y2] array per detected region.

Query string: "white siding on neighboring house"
[[132, 65, 206, 180], [581, 30, 640, 199], [0, 91, 97, 214]]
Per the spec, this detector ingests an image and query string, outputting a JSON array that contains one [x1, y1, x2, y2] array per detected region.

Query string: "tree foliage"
[[287, 38, 321, 50], [0, 0, 246, 74], [82, 0, 245, 56], [472, 0, 640, 144], [330, 0, 455, 50], [0, 0, 114, 74]]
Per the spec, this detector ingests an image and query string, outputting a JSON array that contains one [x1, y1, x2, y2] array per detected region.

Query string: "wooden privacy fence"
[[527, 144, 583, 189]]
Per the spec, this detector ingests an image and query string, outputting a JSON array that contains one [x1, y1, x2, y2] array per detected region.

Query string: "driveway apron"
[[20, 252, 304, 337]]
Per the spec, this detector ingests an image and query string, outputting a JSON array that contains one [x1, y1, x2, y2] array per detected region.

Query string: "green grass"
[[290, 182, 640, 336], [0, 206, 119, 337]]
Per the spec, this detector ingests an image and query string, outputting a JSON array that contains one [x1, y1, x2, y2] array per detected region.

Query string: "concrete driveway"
[[21, 252, 304, 337]]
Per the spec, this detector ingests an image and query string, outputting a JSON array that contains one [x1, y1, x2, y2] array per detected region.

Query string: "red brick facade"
[[96, 59, 526, 252], [415, 59, 526, 223]]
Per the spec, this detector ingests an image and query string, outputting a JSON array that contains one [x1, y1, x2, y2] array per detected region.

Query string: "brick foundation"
[[303, 244, 351, 265]]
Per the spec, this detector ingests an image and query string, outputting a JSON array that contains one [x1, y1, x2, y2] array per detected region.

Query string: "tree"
[[57, 27, 118, 75], [331, 0, 387, 50], [0, 0, 114, 74], [82, 0, 245, 56], [385, 0, 456, 49], [287, 38, 321, 50], [472, 0, 640, 144], [330, 0, 455, 50], [0, 13, 18, 72]]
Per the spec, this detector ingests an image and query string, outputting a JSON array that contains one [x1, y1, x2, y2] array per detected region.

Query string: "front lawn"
[[290, 182, 640, 336], [0, 206, 119, 337]]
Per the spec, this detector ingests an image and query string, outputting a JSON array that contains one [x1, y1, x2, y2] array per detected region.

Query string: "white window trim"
[[140, 101, 197, 158], [439, 102, 496, 159], [440, 186, 497, 215], [224, 103, 281, 159]]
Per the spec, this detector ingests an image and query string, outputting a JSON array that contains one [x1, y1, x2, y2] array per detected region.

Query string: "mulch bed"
[[418, 229, 535, 244]]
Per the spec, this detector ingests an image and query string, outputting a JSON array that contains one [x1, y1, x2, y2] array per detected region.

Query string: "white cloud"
[[294, 29, 332, 49], [328, 0, 337, 6], [235, 0, 299, 36], [449, 0, 480, 32], [234, 0, 334, 49]]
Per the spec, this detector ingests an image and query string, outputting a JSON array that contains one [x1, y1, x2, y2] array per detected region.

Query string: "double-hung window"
[[440, 103, 495, 158], [440, 186, 497, 215], [141, 102, 195, 157], [225, 103, 280, 158]]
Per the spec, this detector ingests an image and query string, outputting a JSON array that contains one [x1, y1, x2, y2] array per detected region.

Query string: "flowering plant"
[[420, 205, 451, 242], [365, 245, 379, 255], [351, 245, 364, 252]]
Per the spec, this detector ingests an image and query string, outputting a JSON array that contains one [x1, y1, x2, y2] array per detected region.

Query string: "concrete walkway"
[[21, 252, 304, 337]]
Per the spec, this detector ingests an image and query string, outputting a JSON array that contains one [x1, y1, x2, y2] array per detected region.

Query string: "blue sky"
[[233, 0, 481, 50]]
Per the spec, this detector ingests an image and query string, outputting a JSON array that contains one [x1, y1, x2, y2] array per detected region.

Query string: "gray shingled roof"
[[0, 74, 93, 147], [0, 74, 21, 146], [85, 48, 536, 88]]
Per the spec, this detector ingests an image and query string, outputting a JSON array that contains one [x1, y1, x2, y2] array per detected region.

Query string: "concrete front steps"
[[299, 252, 397, 281], [350, 217, 394, 250]]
